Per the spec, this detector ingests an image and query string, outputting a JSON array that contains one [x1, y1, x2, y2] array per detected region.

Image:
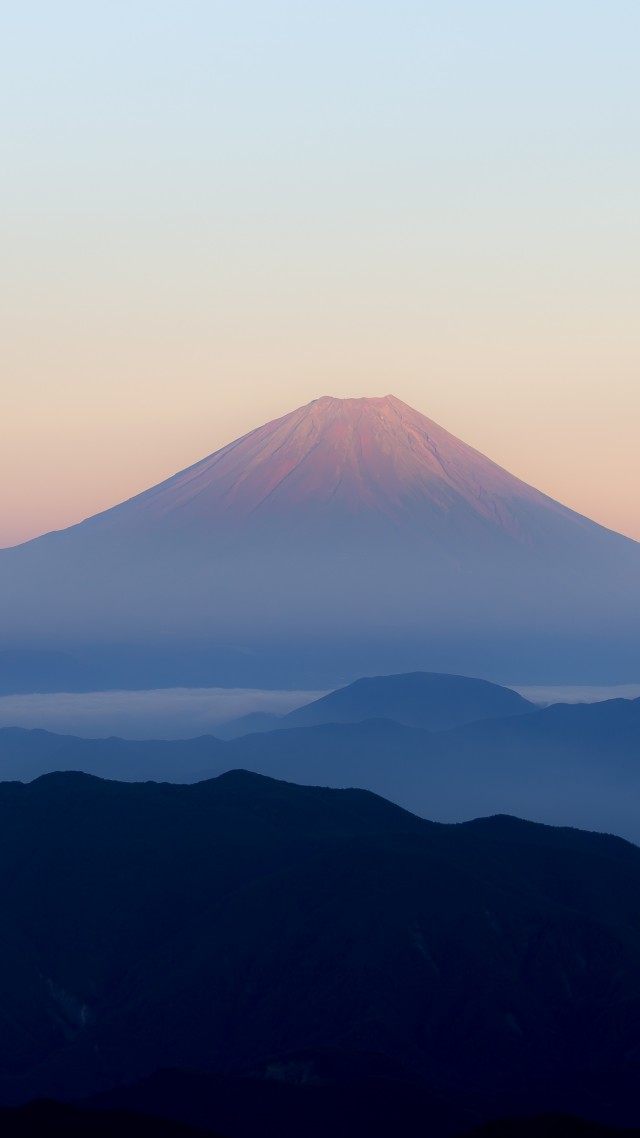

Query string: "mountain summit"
[[1, 396, 639, 690], [73, 394, 589, 543]]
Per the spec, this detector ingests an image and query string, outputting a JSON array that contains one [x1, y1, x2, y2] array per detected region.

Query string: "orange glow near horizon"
[[2, 4, 638, 547], [2, 381, 639, 548]]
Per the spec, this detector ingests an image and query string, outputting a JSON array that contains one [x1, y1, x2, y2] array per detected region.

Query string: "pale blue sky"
[[2, 2, 639, 544]]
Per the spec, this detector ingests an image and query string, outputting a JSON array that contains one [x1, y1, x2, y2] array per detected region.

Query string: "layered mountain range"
[[1, 396, 639, 689], [1, 671, 639, 842]]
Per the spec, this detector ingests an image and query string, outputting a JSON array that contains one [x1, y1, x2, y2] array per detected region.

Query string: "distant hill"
[[0, 725, 226, 783], [270, 671, 533, 732], [1, 770, 640, 1136], [2, 690, 640, 842], [213, 711, 283, 741], [216, 697, 640, 842]]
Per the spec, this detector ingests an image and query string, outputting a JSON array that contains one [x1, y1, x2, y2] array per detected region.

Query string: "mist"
[[0, 687, 323, 740]]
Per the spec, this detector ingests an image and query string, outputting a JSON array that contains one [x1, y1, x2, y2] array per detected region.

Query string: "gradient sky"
[[2, 1, 639, 547]]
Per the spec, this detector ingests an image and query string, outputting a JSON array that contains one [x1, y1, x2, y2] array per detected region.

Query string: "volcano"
[[1, 395, 639, 690], [31, 394, 615, 542]]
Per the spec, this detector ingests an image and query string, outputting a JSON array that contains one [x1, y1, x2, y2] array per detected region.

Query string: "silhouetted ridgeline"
[[1, 671, 639, 841], [0, 771, 640, 1137]]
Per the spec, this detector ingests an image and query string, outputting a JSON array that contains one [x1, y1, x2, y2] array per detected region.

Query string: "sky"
[[2, 1, 639, 547]]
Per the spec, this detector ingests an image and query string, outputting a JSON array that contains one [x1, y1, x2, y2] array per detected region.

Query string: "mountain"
[[210, 697, 640, 843], [215, 670, 534, 737], [1, 771, 640, 1135], [214, 692, 640, 843], [1, 396, 639, 691], [2, 683, 640, 842], [0, 725, 225, 783], [213, 711, 283, 741], [271, 671, 534, 732]]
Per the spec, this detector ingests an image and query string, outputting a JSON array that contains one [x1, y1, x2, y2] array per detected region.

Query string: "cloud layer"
[[0, 687, 325, 740], [0, 684, 638, 741]]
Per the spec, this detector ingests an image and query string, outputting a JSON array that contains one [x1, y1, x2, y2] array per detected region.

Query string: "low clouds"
[[0, 684, 637, 741], [514, 684, 640, 707], [0, 687, 325, 740]]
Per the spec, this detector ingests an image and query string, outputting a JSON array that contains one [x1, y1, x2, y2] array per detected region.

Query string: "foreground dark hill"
[[0, 1099, 216, 1137], [2, 395, 639, 691], [1, 770, 640, 1136], [3, 1097, 637, 1138], [463, 1120, 640, 1138]]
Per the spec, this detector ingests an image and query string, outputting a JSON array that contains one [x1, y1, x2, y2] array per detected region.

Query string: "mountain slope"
[[1, 771, 640, 1132], [50, 394, 603, 539], [216, 695, 640, 842], [6, 395, 633, 550], [1, 396, 639, 690], [0, 725, 226, 783], [215, 670, 534, 737], [2, 691, 640, 842], [278, 671, 534, 732]]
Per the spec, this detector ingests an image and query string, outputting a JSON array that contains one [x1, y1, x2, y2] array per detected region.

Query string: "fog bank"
[[0, 687, 325, 740]]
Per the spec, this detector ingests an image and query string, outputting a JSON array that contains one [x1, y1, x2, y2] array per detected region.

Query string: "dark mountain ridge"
[[1, 770, 640, 1136], [215, 695, 640, 841], [1, 673, 638, 841]]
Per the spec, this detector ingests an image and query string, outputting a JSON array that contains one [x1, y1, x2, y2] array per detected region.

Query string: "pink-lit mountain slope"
[[1, 396, 639, 690], [68, 395, 607, 545]]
